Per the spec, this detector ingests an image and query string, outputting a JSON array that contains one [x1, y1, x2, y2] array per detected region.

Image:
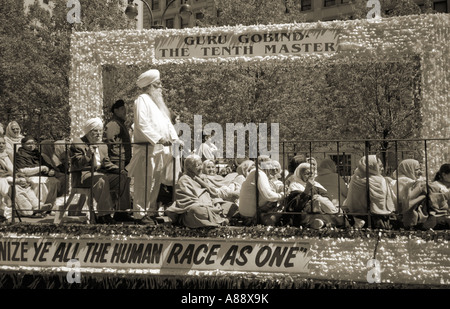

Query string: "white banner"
[[155, 29, 340, 59], [0, 236, 311, 274]]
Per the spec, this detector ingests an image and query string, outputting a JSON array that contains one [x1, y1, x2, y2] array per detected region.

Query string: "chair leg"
[[54, 192, 76, 224], [86, 195, 97, 224], [68, 194, 87, 216]]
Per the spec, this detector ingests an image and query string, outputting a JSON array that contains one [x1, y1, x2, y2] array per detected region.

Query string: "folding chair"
[[53, 174, 96, 224]]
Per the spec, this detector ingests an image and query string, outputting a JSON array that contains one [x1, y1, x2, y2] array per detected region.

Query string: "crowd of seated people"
[[388, 160, 450, 230], [1, 120, 450, 230]]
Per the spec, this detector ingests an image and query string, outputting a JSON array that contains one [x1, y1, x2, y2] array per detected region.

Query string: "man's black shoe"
[[113, 212, 136, 222], [136, 215, 157, 226], [96, 215, 116, 224]]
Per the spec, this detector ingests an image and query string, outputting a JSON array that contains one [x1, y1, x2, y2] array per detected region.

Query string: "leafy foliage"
[[198, 0, 306, 27], [103, 57, 422, 160], [0, 0, 134, 139]]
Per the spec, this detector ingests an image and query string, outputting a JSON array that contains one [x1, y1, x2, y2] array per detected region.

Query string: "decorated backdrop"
[[69, 14, 450, 173]]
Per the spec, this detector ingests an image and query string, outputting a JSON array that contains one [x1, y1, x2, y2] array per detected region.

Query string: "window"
[[151, 0, 160, 10], [301, 0, 312, 11], [165, 18, 174, 29], [195, 12, 204, 20], [434, 1, 448, 13], [324, 0, 336, 7]]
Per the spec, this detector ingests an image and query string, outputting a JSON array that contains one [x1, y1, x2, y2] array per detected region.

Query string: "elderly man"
[[126, 69, 181, 225], [70, 117, 133, 224]]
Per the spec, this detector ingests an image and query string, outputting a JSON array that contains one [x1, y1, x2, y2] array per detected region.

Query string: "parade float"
[[0, 13, 449, 289]]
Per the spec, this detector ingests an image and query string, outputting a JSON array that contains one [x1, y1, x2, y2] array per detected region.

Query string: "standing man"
[[71, 117, 132, 224], [105, 99, 132, 170], [126, 69, 181, 225]]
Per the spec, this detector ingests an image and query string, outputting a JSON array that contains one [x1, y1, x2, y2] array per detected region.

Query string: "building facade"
[[139, 0, 215, 29], [135, 0, 449, 29]]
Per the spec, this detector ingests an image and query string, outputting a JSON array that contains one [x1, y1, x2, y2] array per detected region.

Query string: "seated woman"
[[343, 155, 396, 229], [390, 159, 423, 224], [14, 136, 61, 210], [200, 159, 241, 203], [389, 161, 450, 229], [285, 163, 341, 229], [315, 158, 348, 207], [165, 155, 231, 228], [285, 154, 307, 187], [4, 121, 24, 161], [238, 159, 285, 226], [268, 160, 285, 194], [0, 136, 46, 218], [430, 164, 450, 228], [433, 163, 450, 193], [39, 139, 69, 197], [235, 160, 255, 183]]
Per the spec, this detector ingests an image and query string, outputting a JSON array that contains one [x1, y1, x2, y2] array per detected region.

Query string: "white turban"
[[136, 69, 160, 88], [83, 117, 103, 135]]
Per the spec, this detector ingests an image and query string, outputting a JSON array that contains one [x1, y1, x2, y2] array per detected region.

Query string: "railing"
[[5, 138, 449, 228]]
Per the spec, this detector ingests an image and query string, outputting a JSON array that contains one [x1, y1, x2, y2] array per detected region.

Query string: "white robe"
[[126, 94, 179, 217]]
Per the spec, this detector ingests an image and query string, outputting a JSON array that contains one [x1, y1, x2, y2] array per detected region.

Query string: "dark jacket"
[[105, 115, 132, 167], [70, 136, 119, 187]]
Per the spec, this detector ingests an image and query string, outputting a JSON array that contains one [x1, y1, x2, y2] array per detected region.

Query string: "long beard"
[[149, 90, 171, 119]]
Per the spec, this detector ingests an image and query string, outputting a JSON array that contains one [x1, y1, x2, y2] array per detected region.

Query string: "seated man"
[[70, 117, 133, 224]]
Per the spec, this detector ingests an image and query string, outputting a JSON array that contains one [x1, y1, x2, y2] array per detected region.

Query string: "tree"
[[322, 58, 422, 170], [0, 0, 134, 139]]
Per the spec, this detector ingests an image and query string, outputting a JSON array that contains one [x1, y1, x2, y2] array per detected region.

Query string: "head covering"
[[294, 163, 311, 183], [5, 121, 24, 143], [236, 160, 255, 178], [21, 135, 36, 144], [395, 159, 420, 180], [83, 117, 103, 135], [356, 155, 382, 177], [318, 158, 337, 175], [136, 69, 160, 88], [111, 99, 125, 113], [271, 160, 281, 172], [184, 154, 202, 175], [235, 157, 248, 167]]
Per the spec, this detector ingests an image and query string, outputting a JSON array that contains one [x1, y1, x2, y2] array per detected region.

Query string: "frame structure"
[[69, 14, 450, 172]]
